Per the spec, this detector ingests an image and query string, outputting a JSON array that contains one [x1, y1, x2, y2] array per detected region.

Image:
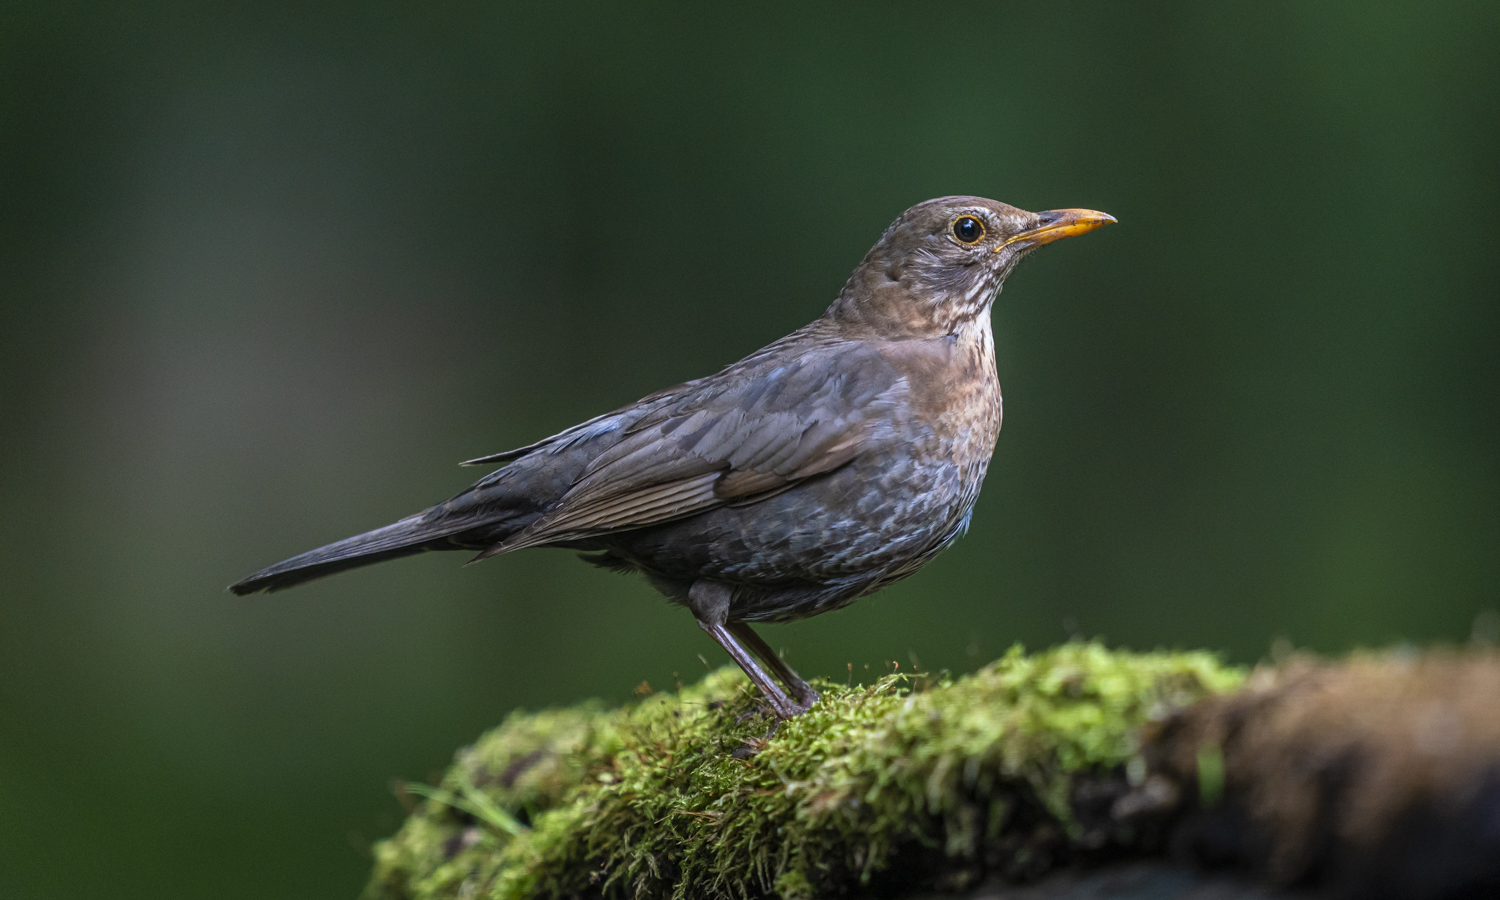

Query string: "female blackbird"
[[231, 196, 1114, 717]]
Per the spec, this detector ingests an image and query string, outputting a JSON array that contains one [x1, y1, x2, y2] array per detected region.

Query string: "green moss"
[[364, 643, 1243, 900]]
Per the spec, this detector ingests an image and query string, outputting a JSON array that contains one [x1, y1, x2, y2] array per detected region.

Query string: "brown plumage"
[[230, 196, 1114, 717]]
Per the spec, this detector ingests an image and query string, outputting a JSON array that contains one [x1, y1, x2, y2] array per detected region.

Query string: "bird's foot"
[[757, 685, 804, 720], [787, 682, 820, 712], [727, 620, 819, 715]]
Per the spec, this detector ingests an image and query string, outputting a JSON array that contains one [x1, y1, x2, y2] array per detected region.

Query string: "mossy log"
[[363, 644, 1500, 900]]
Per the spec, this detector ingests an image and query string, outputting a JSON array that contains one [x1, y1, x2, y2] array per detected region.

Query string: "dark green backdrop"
[[2, 3, 1497, 897]]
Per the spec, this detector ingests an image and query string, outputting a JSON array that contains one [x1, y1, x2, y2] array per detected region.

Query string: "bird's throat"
[[826, 276, 1002, 339]]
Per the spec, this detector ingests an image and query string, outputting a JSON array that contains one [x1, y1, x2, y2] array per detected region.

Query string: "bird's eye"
[[952, 216, 985, 245]]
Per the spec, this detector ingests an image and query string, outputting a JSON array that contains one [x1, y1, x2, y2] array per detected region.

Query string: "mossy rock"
[[364, 643, 1241, 900]]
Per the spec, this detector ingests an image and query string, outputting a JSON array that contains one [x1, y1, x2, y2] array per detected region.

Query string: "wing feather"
[[487, 340, 905, 555]]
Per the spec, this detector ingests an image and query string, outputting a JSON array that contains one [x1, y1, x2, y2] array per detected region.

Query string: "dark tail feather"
[[229, 513, 474, 595]]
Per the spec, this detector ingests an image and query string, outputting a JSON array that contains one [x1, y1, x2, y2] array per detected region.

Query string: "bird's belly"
[[605, 447, 983, 589]]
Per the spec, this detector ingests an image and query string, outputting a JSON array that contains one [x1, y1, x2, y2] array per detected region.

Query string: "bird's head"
[[826, 196, 1115, 336]]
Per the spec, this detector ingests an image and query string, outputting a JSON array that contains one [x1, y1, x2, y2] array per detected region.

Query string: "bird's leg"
[[689, 580, 800, 718], [729, 621, 820, 712], [696, 620, 799, 718]]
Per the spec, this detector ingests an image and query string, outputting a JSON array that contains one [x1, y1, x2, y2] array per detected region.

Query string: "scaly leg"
[[729, 621, 820, 712], [689, 580, 804, 718], [696, 620, 800, 718]]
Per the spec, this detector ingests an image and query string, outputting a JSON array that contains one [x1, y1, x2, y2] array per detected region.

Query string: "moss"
[[364, 643, 1243, 900]]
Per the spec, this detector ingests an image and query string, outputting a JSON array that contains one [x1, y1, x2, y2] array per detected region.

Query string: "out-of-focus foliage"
[[0, 3, 1496, 898]]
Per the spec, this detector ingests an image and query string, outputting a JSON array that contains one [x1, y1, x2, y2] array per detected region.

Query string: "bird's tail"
[[228, 511, 478, 595]]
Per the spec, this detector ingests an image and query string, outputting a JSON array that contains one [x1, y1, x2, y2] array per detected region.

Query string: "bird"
[[230, 196, 1114, 717]]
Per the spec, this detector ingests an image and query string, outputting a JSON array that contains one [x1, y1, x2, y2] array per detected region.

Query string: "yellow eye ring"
[[952, 215, 985, 245]]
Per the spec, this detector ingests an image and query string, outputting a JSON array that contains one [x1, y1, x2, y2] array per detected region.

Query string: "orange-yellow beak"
[[1000, 208, 1117, 251]]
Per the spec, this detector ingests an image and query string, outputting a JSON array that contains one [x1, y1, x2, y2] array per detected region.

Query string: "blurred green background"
[[2, 2, 1497, 897]]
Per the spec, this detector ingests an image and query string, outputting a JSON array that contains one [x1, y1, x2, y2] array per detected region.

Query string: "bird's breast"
[[879, 317, 1002, 475]]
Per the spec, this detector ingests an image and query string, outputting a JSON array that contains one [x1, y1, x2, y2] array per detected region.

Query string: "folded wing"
[[487, 342, 903, 555]]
